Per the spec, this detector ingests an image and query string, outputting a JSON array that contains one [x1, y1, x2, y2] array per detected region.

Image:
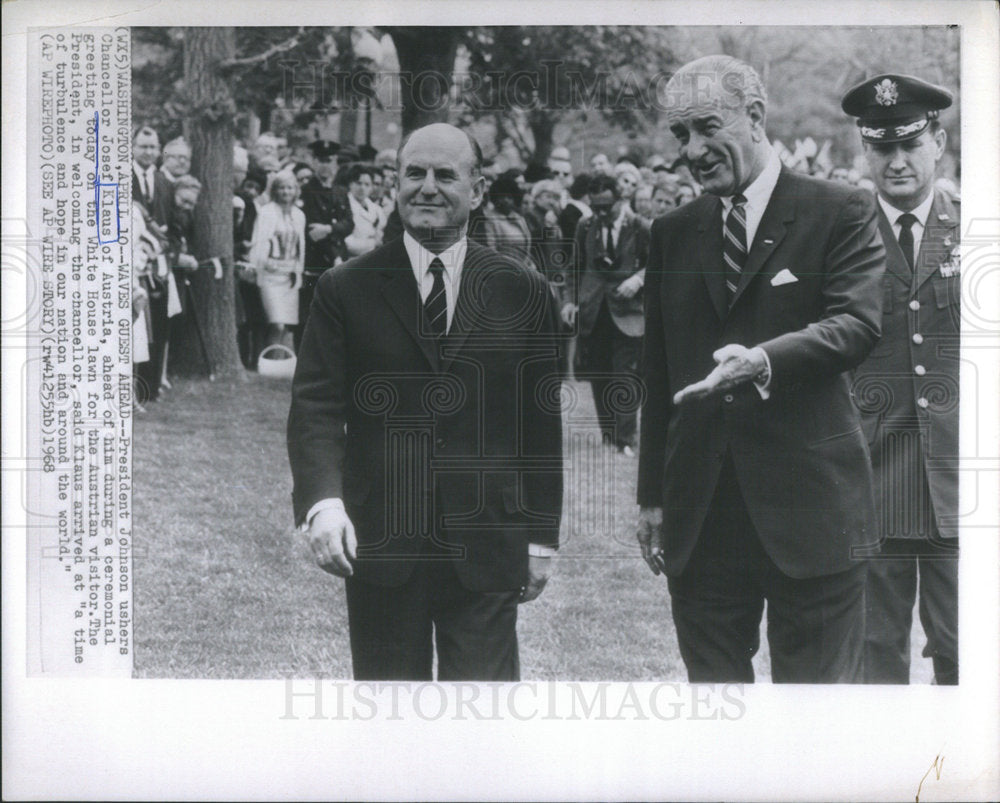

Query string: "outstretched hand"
[[673, 344, 767, 405]]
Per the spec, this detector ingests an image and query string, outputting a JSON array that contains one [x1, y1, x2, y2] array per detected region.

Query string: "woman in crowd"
[[248, 170, 305, 351], [343, 162, 386, 258], [614, 161, 641, 209], [525, 179, 564, 285], [479, 171, 534, 268]]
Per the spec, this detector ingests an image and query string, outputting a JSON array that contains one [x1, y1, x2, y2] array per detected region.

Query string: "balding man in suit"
[[288, 123, 563, 681]]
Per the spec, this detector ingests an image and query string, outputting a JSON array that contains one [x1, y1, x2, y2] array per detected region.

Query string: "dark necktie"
[[424, 257, 447, 337], [723, 194, 748, 305], [605, 225, 616, 262], [897, 212, 917, 272]]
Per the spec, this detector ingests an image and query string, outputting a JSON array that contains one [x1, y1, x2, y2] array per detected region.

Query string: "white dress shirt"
[[403, 231, 466, 334], [306, 232, 556, 557], [133, 163, 157, 202], [718, 145, 783, 398], [877, 190, 935, 259], [719, 146, 782, 249]]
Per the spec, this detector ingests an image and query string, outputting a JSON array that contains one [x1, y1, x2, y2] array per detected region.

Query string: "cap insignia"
[[874, 78, 899, 106]]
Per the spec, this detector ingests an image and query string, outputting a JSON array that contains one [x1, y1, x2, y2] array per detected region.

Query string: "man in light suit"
[[288, 123, 563, 681], [561, 173, 649, 455], [636, 55, 886, 683], [842, 74, 959, 685]]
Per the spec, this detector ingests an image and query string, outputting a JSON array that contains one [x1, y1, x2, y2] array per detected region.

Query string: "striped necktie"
[[424, 257, 447, 337], [723, 194, 748, 305]]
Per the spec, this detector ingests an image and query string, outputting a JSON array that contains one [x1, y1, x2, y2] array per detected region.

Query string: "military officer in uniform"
[[298, 140, 355, 346], [842, 74, 959, 684]]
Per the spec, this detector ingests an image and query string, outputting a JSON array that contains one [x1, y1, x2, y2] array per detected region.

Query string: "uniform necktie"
[[723, 194, 748, 305], [897, 212, 917, 272], [424, 257, 447, 337]]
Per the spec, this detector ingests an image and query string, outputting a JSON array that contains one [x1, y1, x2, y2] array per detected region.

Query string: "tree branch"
[[219, 28, 305, 70]]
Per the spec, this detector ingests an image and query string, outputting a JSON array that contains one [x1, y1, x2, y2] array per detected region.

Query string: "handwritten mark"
[[915, 751, 945, 802], [93, 111, 121, 244]]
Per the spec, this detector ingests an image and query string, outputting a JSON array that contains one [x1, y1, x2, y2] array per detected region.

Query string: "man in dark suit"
[[561, 173, 648, 455], [558, 173, 592, 244], [636, 55, 886, 683], [131, 126, 172, 226], [842, 74, 959, 685], [288, 123, 563, 681], [297, 140, 354, 349]]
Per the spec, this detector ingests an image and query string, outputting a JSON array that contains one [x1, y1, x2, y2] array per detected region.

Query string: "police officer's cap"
[[841, 73, 952, 144], [308, 140, 341, 160], [337, 144, 360, 165]]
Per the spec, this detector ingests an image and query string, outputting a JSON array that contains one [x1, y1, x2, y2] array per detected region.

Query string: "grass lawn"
[[133, 374, 929, 683]]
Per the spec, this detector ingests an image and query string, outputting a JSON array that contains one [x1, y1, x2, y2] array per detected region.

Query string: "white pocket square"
[[771, 269, 798, 286]]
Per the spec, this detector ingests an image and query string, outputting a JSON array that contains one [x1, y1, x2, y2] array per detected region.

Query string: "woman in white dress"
[[248, 171, 305, 351], [343, 163, 386, 258]]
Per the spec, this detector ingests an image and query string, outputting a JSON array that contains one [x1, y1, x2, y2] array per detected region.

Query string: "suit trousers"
[[135, 289, 169, 402], [344, 541, 521, 681], [862, 537, 958, 685], [667, 454, 868, 683], [580, 298, 641, 449]]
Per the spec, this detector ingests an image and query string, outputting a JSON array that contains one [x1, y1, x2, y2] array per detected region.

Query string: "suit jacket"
[[132, 168, 173, 227], [853, 189, 960, 540], [637, 168, 886, 579], [569, 213, 649, 338], [557, 202, 585, 242], [288, 237, 564, 590]]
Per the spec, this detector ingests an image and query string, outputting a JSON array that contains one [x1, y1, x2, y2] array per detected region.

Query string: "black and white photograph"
[[124, 23, 966, 685], [3, 1, 999, 800]]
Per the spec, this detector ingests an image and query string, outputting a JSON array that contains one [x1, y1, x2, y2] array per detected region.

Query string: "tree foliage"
[[455, 26, 679, 163], [133, 27, 364, 141]]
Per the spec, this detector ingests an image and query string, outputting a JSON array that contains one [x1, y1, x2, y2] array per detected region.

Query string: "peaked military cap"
[[841, 73, 953, 144]]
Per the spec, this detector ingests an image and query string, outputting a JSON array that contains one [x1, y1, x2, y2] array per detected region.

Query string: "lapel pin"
[[763, 238, 774, 245], [937, 213, 950, 221]]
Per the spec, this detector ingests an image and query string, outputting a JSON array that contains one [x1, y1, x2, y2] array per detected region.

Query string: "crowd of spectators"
[[129, 124, 959, 409]]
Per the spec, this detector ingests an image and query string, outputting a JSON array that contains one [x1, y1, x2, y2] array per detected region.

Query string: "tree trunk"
[[386, 27, 458, 135], [173, 27, 242, 378], [528, 111, 556, 165], [339, 107, 359, 145]]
